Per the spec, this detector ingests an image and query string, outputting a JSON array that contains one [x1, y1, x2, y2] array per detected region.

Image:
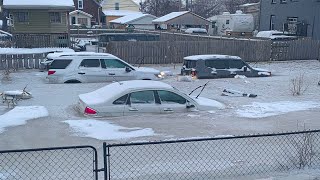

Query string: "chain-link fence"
[[104, 130, 320, 180], [0, 146, 98, 180]]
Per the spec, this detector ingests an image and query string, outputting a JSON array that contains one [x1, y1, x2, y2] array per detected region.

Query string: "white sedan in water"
[[77, 80, 225, 117]]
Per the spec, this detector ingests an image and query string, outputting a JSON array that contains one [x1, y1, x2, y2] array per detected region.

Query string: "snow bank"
[[0, 48, 74, 55], [64, 119, 155, 140], [236, 101, 320, 118], [0, 106, 49, 133]]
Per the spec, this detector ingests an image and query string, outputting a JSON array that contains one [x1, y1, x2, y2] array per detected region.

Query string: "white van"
[[47, 53, 163, 83]]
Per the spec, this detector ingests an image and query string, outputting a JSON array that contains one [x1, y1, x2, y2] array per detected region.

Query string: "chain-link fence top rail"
[[105, 130, 320, 180], [0, 146, 98, 180]]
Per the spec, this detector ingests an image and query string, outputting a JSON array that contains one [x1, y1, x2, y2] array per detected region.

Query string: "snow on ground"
[[254, 168, 320, 180], [236, 101, 320, 118], [0, 60, 320, 179], [0, 48, 73, 54], [64, 119, 155, 140], [0, 106, 48, 133]]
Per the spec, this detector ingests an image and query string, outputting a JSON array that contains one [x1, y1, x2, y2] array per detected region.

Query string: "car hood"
[[191, 96, 225, 110], [252, 67, 270, 72], [252, 67, 271, 76], [134, 67, 160, 74]]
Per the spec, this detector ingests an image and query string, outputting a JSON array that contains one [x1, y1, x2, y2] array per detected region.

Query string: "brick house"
[[73, 0, 102, 26]]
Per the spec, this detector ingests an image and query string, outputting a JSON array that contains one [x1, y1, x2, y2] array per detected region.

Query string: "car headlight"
[[155, 73, 164, 78]]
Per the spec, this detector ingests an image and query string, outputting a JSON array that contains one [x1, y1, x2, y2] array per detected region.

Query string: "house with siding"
[[2, 0, 75, 48], [73, 0, 102, 26], [101, 0, 140, 27], [259, 0, 320, 40], [69, 10, 93, 28], [110, 13, 157, 30], [152, 11, 210, 31]]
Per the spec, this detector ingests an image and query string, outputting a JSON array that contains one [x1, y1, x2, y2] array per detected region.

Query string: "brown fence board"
[[106, 40, 272, 64]]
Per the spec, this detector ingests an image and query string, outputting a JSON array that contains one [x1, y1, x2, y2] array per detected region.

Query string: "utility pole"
[[186, 0, 189, 10]]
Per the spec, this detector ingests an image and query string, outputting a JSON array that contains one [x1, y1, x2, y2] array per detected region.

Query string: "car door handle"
[[128, 107, 138, 111], [108, 73, 115, 75], [163, 108, 173, 112], [78, 72, 85, 75]]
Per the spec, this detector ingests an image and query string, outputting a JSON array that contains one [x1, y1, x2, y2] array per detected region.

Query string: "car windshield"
[[183, 60, 196, 68]]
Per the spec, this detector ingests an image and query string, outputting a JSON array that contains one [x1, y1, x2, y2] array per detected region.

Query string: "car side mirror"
[[186, 102, 195, 109], [243, 66, 248, 72], [125, 67, 131, 72]]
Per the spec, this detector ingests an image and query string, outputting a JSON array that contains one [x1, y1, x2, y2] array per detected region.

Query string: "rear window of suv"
[[49, 59, 72, 69]]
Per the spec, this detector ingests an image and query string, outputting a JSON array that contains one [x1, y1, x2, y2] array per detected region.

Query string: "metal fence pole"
[[103, 142, 108, 180]]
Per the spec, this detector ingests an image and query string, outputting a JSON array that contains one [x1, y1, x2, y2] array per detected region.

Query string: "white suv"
[[47, 52, 163, 83]]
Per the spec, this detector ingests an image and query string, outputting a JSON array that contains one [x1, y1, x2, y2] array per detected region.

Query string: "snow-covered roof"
[[110, 14, 156, 24], [184, 55, 241, 61], [103, 10, 142, 17], [3, 0, 74, 9], [70, 10, 93, 18], [79, 80, 173, 105], [239, 2, 260, 7], [152, 11, 189, 23]]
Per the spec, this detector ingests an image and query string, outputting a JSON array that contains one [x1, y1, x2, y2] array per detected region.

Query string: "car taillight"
[[84, 107, 97, 115], [48, 70, 56, 75], [191, 70, 197, 76]]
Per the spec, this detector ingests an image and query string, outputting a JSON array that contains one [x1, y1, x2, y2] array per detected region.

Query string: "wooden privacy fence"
[[271, 39, 320, 61], [106, 40, 272, 64], [13, 34, 70, 48], [0, 53, 47, 70]]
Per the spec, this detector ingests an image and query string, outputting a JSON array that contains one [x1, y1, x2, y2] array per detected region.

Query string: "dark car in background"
[[181, 54, 271, 79]]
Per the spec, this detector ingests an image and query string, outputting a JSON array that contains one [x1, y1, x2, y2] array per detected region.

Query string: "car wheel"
[[64, 80, 81, 83]]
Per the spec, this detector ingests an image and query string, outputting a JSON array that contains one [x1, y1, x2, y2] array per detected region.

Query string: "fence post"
[[103, 142, 108, 180]]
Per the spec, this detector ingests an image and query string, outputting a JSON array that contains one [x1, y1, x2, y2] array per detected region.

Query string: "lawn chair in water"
[[1, 87, 32, 108]]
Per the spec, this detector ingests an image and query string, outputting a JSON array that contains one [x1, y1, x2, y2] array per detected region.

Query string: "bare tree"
[[140, 0, 182, 17], [224, 0, 259, 14], [192, 0, 225, 18]]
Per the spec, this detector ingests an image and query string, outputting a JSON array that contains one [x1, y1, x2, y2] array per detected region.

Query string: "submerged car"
[[181, 54, 271, 79], [47, 52, 163, 83], [77, 80, 225, 117]]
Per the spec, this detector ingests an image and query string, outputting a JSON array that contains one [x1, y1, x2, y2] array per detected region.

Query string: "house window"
[[49, 12, 61, 23], [287, 17, 298, 23], [78, 18, 88, 26], [78, 0, 84, 9], [8, 14, 14, 26], [17, 12, 29, 22], [270, 15, 275, 30], [115, 3, 120, 10], [280, 0, 287, 3], [271, 0, 276, 3], [226, 20, 230, 24]]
